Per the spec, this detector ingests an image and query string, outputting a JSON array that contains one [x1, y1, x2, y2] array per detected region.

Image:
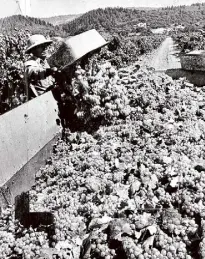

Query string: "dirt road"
[[142, 37, 181, 71]]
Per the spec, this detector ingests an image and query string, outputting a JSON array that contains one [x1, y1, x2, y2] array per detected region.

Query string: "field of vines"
[[0, 31, 165, 116], [0, 31, 60, 115], [0, 31, 28, 115], [2, 30, 205, 259], [104, 34, 165, 68]]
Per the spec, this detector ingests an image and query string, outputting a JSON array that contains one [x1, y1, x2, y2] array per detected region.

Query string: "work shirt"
[[24, 56, 55, 99]]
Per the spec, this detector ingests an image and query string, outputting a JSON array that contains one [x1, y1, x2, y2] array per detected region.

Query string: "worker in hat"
[[24, 34, 59, 100]]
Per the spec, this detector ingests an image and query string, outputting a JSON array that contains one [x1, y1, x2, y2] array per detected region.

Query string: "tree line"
[[0, 15, 67, 36], [60, 5, 205, 36]]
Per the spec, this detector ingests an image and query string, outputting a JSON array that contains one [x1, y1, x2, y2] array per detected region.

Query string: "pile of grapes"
[[1, 60, 205, 258], [57, 60, 132, 132]]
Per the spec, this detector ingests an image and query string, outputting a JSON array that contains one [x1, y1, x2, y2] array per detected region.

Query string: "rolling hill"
[[41, 14, 82, 26], [0, 15, 67, 36], [2, 3, 205, 38]]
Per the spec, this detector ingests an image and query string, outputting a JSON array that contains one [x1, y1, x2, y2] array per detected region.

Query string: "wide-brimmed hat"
[[25, 34, 53, 54]]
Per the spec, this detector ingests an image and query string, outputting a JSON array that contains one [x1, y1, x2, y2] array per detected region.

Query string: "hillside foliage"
[[60, 4, 205, 36], [0, 15, 67, 37], [41, 14, 82, 26]]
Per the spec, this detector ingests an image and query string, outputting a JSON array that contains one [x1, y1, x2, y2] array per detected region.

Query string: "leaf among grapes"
[[135, 230, 142, 239], [127, 198, 136, 211], [150, 174, 158, 189], [114, 184, 129, 200], [88, 216, 112, 230], [134, 195, 144, 207], [113, 232, 123, 241], [108, 219, 132, 241], [129, 180, 141, 196], [146, 225, 158, 235], [165, 165, 177, 176], [142, 235, 155, 250], [135, 213, 154, 230], [121, 223, 132, 235], [74, 237, 83, 246], [170, 176, 179, 188]]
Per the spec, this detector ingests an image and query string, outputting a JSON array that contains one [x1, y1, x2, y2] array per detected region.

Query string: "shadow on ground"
[[166, 69, 205, 87]]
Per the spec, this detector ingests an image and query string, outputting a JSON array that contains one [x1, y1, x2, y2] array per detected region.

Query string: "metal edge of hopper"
[[183, 50, 205, 56], [50, 29, 109, 71]]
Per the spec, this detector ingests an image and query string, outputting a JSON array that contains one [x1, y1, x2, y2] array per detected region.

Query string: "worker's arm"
[[25, 65, 55, 81]]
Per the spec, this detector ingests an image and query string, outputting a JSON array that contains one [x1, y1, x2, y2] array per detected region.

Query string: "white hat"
[[25, 34, 53, 54]]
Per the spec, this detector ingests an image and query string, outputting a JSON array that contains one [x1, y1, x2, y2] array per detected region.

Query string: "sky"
[[0, 0, 205, 18]]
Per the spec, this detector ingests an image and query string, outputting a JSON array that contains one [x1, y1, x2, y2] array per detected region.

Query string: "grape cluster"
[[85, 232, 116, 259], [13, 230, 49, 258], [64, 61, 131, 130], [122, 237, 144, 259], [155, 230, 191, 259], [0, 231, 15, 258]]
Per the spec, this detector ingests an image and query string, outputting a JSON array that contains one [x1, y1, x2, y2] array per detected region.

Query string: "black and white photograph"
[[1, 0, 205, 258]]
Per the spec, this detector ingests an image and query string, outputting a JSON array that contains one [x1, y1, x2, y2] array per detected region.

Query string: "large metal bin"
[[180, 50, 205, 71]]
